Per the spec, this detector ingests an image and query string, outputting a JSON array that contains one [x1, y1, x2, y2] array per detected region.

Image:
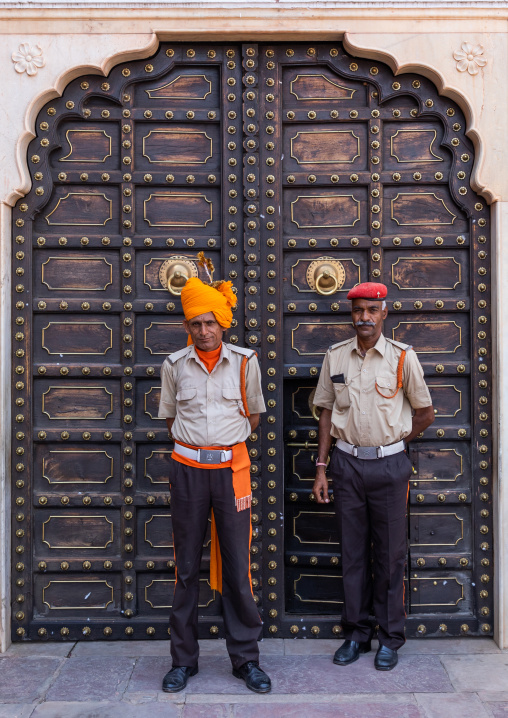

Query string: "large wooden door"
[[12, 42, 492, 642]]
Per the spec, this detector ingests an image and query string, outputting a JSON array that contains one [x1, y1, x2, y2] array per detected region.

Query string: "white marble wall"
[[0, 1, 506, 649]]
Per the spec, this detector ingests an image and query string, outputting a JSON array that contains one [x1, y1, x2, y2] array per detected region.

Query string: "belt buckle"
[[198, 449, 222, 464], [358, 446, 378, 460]]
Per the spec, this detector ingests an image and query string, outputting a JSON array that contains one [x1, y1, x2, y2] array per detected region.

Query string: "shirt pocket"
[[333, 383, 351, 411], [375, 375, 397, 396], [222, 385, 244, 415], [176, 387, 197, 402]]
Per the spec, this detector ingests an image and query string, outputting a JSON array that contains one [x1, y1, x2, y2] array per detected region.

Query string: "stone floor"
[[0, 638, 507, 717]]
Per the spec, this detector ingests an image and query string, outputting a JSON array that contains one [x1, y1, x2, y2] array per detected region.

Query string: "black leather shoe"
[[162, 665, 198, 693], [333, 639, 371, 666], [375, 644, 398, 671], [233, 661, 272, 693]]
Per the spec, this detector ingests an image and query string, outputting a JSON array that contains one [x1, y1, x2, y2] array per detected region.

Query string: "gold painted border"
[[410, 577, 465, 607], [291, 322, 354, 356], [294, 574, 344, 605], [415, 448, 464, 483], [45, 193, 113, 226], [410, 512, 464, 546], [390, 129, 444, 164], [290, 130, 360, 165], [144, 578, 215, 608], [146, 74, 212, 100], [59, 129, 113, 163], [41, 256, 113, 292], [142, 130, 213, 164], [427, 384, 463, 418], [144, 386, 164, 420], [290, 194, 360, 229], [41, 386, 114, 420], [41, 322, 113, 356], [390, 193, 457, 226], [143, 193, 213, 227], [144, 323, 183, 354], [145, 450, 173, 484], [293, 511, 340, 545], [42, 450, 114, 485], [391, 256, 461, 290], [42, 580, 114, 610], [289, 74, 356, 101], [42, 515, 114, 549], [391, 321, 462, 354]]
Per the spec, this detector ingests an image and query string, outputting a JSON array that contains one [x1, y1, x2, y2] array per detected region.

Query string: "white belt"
[[173, 442, 232, 464], [336, 439, 405, 460]]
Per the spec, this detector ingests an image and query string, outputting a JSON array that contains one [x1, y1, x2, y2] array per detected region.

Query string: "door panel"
[[12, 41, 492, 642]]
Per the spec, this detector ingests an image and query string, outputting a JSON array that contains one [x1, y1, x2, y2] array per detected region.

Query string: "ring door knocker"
[[306, 258, 346, 296], [159, 256, 199, 295]]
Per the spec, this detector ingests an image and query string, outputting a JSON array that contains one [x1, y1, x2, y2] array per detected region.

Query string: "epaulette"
[[226, 344, 256, 359], [386, 337, 413, 352], [167, 345, 193, 365], [328, 337, 355, 352]]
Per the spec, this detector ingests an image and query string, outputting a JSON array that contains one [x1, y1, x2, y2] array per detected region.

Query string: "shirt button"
[[362, 411, 366, 415], [362, 370, 367, 373]]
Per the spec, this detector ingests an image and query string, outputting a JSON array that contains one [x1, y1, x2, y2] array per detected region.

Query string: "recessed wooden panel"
[[291, 385, 318, 420], [391, 256, 461, 291], [146, 74, 213, 100], [136, 444, 173, 489], [140, 252, 217, 294], [390, 129, 444, 164], [135, 381, 165, 426], [292, 574, 344, 605], [391, 319, 462, 354], [140, 191, 218, 231], [36, 253, 118, 297], [290, 130, 360, 164], [427, 384, 463, 418], [288, 255, 362, 294], [293, 511, 339, 545], [390, 192, 457, 226], [44, 192, 113, 226], [290, 447, 319, 483], [143, 130, 213, 164], [290, 74, 356, 101], [42, 449, 114, 485], [59, 129, 113, 163], [410, 576, 465, 609], [410, 512, 464, 547], [41, 578, 114, 610], [136, 315, 188, 362], [287, 318, 355, 358], [414, 446, 465, 484], [41, 321, 113, 356], [41, 386, 113, 421], [136, 510, 211, 556], [141, 577, 216, 610], [41, 514, 114, 550], [291, 194, 360, 229]]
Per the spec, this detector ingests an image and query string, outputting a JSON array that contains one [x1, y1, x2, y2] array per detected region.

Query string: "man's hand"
[[313, 469, 330, 504]]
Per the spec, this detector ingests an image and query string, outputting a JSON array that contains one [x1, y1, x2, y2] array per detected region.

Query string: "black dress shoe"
[[333, 639, 371, 666], [162, 665, 198, 693], [233, 661, 272, 693], [375, 644, 398, 671]]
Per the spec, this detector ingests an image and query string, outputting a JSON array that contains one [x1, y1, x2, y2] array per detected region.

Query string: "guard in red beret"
[[312, 281, 435, 670]]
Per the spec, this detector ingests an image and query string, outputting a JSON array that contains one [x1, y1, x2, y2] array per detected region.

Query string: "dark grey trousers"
[[330, 447, 413, 650], [169, 459, 261, 669]]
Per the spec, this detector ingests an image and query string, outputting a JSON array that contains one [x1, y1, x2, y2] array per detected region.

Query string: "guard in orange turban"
[[181, 277, 237, 327]]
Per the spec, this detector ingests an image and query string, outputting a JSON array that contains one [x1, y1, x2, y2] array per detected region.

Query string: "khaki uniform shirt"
[[313, 333, 432, 447], [158, 342, 266, 447]]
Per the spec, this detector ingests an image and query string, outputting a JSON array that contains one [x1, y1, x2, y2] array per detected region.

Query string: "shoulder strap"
[[167, 345, 193, 365], [227, 343, 256, 359], [328, 337, 355, 352], [386, 337, 413, 352]]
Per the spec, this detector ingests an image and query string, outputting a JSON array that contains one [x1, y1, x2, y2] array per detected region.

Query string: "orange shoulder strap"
[[239, 352, 257, 418], [375, 348, 407, 400]]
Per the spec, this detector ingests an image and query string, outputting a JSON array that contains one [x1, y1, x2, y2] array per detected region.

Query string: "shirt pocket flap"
[[376, 375, 395, 390], [223, 386, 242, 400], [176, 387, 197, 401]]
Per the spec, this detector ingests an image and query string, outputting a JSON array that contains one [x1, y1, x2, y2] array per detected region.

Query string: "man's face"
[[351, 298, 387, 342], [183, 311, 225, 351]]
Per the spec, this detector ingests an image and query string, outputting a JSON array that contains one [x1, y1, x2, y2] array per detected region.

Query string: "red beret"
[[347, 282, 388, 300]]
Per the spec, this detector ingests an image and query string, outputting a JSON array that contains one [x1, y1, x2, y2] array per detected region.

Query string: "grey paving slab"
[[45, 657, 136, 702], [415, 693, 490, 718], [3, 644, 74, 658], [230, 702, 423, 718], [0, 657, 62, 703], [128, 653, 452, 695], [485, 705, 508, 717], [31, 703, 181, 718], [283, 638, 501, 656], [182, 706, 229, 718], [440, 655, 508, 692], [71, 641, 171, 658], [0, 707, 36, 718], [479, 693, 508, 702]]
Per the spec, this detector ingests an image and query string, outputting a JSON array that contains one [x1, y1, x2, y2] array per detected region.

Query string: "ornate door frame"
[[0, 23, 502, 652]]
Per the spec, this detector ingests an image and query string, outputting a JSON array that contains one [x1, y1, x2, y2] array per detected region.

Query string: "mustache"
[[355, 320, 376, 327]]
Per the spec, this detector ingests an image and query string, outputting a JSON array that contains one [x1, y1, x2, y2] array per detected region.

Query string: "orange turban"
[[180, 277, 237, 328]]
